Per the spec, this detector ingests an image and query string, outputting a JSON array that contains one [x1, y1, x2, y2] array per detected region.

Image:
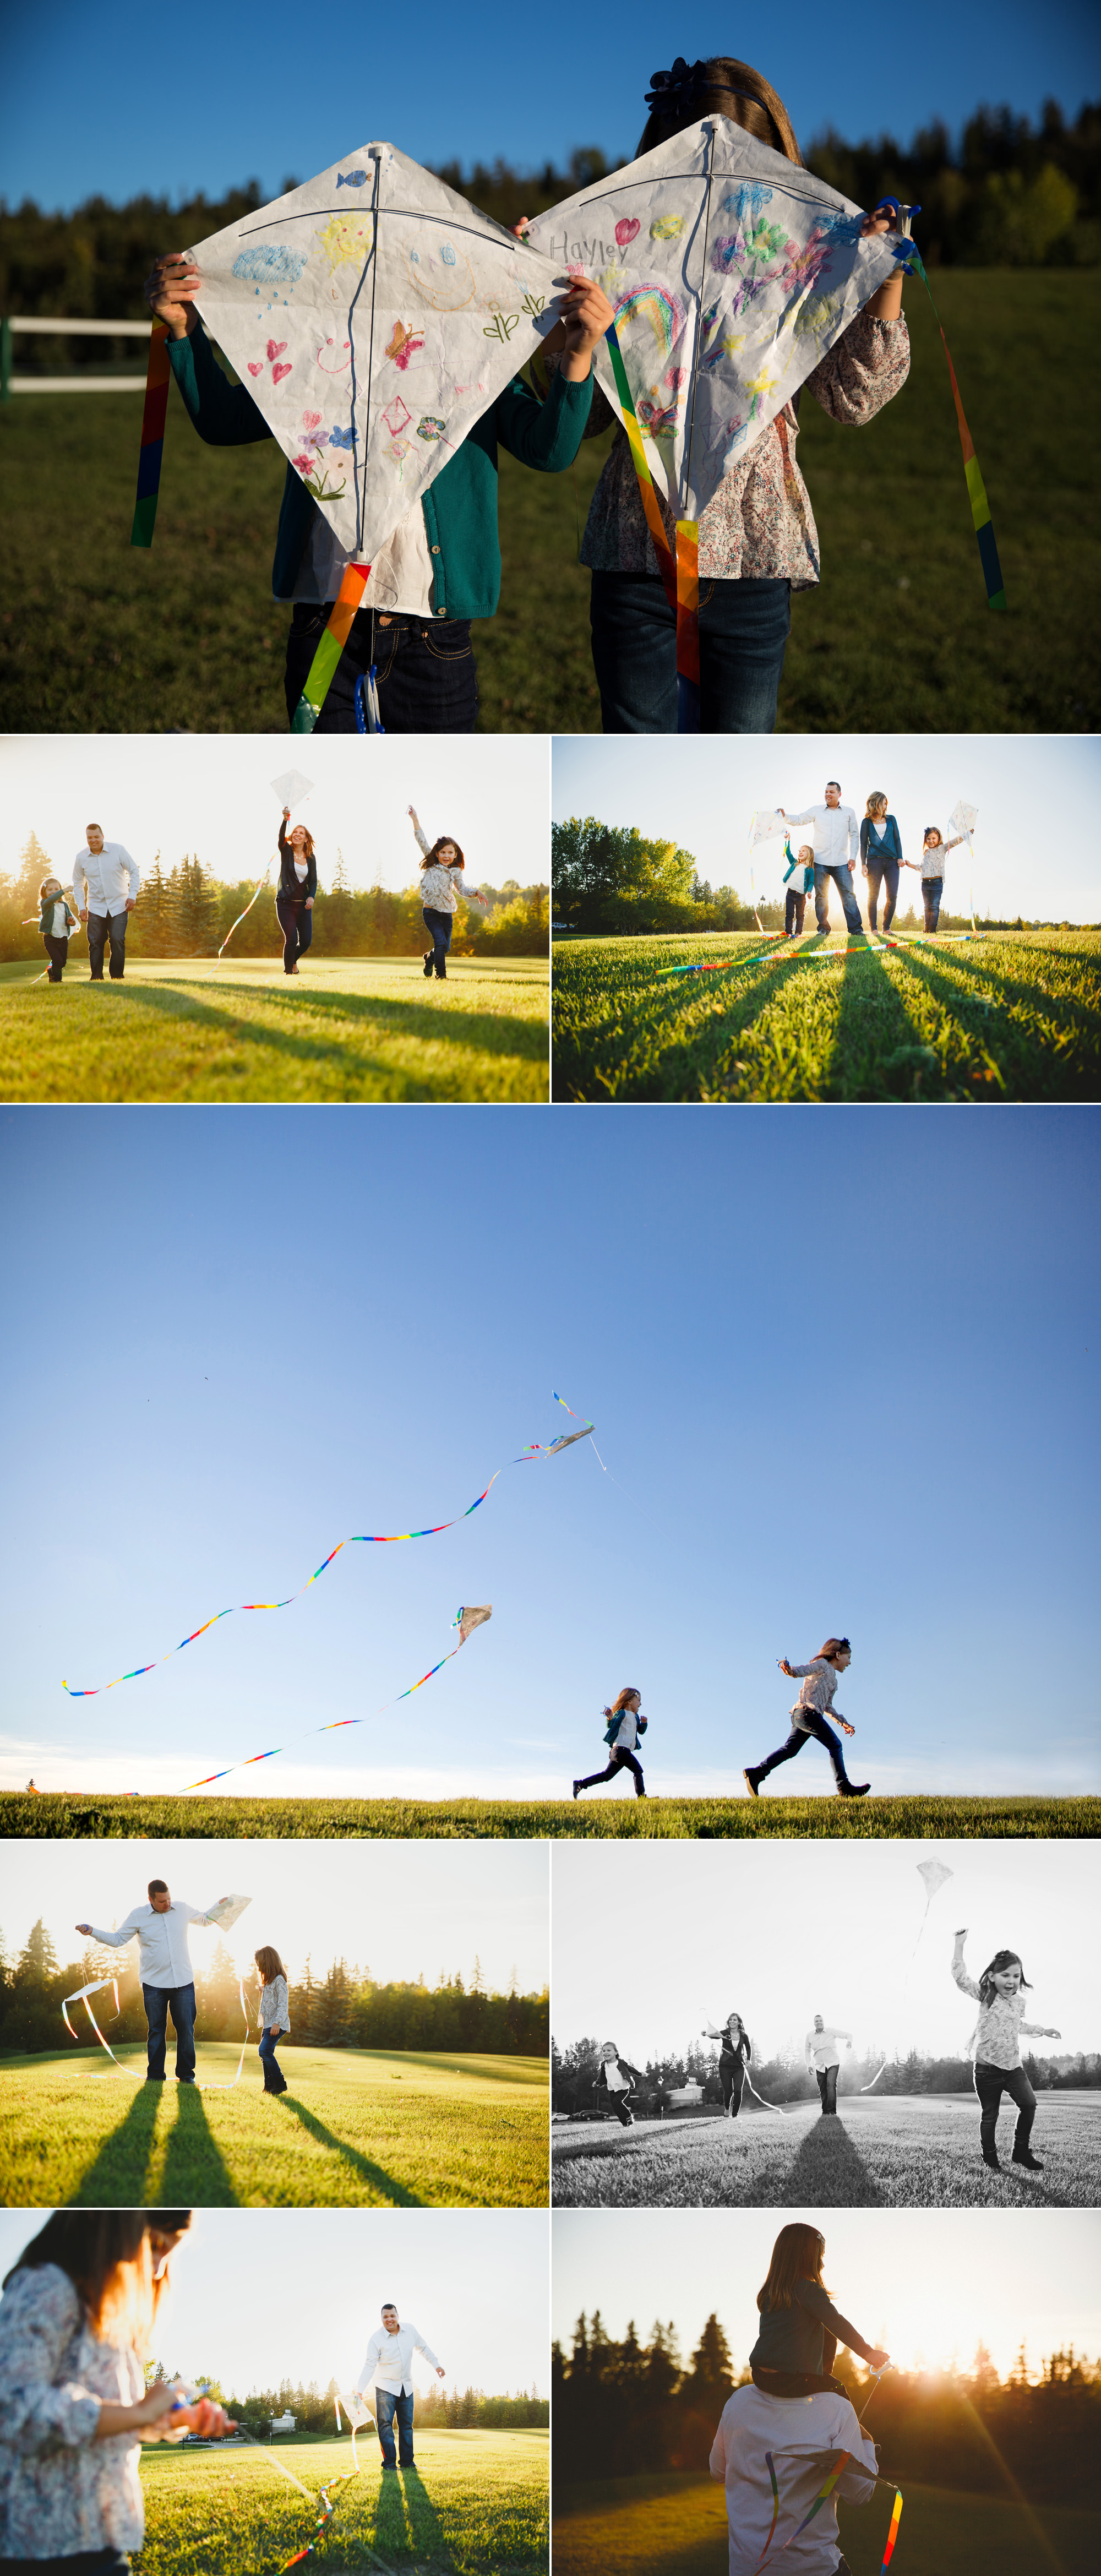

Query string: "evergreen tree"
[[175, 855, 220, 952], [136, 854, 183, 957], [19, 1919, 59, 1981]]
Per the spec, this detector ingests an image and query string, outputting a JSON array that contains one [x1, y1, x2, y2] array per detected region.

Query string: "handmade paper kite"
[[203, 1891, 252, 1934], [456, 1604, 492, 1644], [862, 1861, 953, 2090], [949, 801, 978, 840], [217, 771, 314, 960], [746, 809, 791, 934]]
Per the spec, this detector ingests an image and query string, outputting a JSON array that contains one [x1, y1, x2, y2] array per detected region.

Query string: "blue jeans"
[[589, 572, 791, 733], [144, 1981, 196, 2082], [814, 865, 863, 935], [864, 857, 900, 930], [375, 2387, 415, 2468], [422, 907, 453, 977], [87, 910, 128, 979], [756, 1713, 852, 1793], [922, 876, 944, 931], [258, 2028, 287, 2090], [285, 608, 477, 733], [276, 895, 313, 972]]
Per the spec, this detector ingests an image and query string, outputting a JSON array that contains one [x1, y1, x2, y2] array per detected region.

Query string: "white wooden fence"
[[1, 315, 151, 395]]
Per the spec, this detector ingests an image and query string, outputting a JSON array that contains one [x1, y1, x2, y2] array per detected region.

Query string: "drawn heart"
[[271, 363, 292, 385], [247, 362, 263, 377], [614, 218, 640, 248], [266, 339, 287, 361], [301, 410, 323, 430]]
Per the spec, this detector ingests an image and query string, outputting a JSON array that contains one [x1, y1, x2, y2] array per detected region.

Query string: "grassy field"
[[552, 2470, 1098, 2576], [1, 1792, 1095, 1840], [550, 927, 1101, 1103], [138, 2426, 548, 2575], [0, 955, 548, 1103], [1, 275, 1097, 735], [551, 2090, 1100, 2212], [0, 2043, 547, 2208]]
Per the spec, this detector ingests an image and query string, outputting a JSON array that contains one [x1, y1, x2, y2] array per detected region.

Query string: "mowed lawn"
[[0, 955, 548, 1103], [551, 2091, 1101, 2212], [551, 929, 1101, 1103], [1, 1793, 1096, 1841], [1, 275, 1097, 736], [138, 2427, 548, 2575], [552, 2472, 1098, 2576], [0, 2043, 548, 2207]]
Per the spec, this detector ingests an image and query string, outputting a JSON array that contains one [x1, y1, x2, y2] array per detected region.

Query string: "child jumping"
[[701, 2011, 753, 2117], [744, 1640, 870, 1799], [573, 1688, 648, 1800], [255, 1945, 290, 2095], [25, 875, 80, 982], [408, 804, 489, 981], [951, 1930, 1060, 2175]]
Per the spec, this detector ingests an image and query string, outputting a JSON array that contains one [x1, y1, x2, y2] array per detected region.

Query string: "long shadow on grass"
[[896, 942, 1101, 1038], [621, 943, 822, 1098], [781, 2115, 884, 2208], [824, 943, 938, 1099], [68, 2073, 161, 2205], [130, 978, 547, 1066], [159, 2082, 240, 2207], [274, 2095, 423, 2205], [889, 950, 1097, 1099], [392, 2465, 453, 2568]]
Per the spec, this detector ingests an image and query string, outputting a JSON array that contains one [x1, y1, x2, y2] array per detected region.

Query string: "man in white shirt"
[[72, 823, 141, 982], [804, 2014, 853, 2116], [710, 2378, 878, 2575], [356, 2305, 445, 2470], [75, 1878, 213, 2083], [780, 783, 863, 936]]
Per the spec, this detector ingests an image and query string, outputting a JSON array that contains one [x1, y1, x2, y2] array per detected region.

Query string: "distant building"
[[271, 2412, 296, 2434]]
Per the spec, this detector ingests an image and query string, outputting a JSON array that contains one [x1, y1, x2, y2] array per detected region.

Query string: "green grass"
[[551, 2091, 1101, 2212], [137, 2426, 548, 2574], [0, 955, 548, 1102], [1, 1793, 1095, 1840], [0, 2043, 547, 2208], [551, 927, 1101, 1102], [2, 274, 1096, 733], [552, 2470, 1097, 2576]]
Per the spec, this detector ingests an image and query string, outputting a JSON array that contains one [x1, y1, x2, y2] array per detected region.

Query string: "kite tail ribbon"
[[62, 1975, 121, 2044], [896, 245, 1005, 612], [605, 324, 700, 732], [217, 856, 277, 959], [130, 322, 171, 548], [291, 561, 372, 731]]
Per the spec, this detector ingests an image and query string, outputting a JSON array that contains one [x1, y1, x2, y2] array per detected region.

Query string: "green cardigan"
[[167, 327, 593, 620]]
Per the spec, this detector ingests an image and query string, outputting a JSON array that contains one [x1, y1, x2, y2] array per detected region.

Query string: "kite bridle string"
[[349, 149, 383, 554], [680, 118, 717, 520]]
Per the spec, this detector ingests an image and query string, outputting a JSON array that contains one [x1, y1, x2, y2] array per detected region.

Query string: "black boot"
[[983, 2148, 1001, 2171], [1012, 2148, 1043, 2171], [743, 1768, 761, 1798]]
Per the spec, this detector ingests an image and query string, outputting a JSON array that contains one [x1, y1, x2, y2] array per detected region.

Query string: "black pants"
[[752, 2367, 844, 2398], [87, 911, 128, 979], [0, 2556, 131, 2572], [599, 2081, 634, 2126], [720, 2060, 745, 2115], [974, 2060, 1035, 2158], [43, 934, 69, 981], [815, 2063, 840, 2116], [922, 876, 944, 932], [865, 857, 900, 931], [423, 906, 453, 978], [276, 896, 313, 973], [576, 1746, 646, 1797], [784, 887, 806, 935], [285, 607, 477, 733], [755, 1712, 852, 1792]]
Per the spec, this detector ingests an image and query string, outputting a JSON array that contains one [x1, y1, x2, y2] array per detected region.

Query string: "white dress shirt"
[[804, 2025, 851, 2072], [357, 2322, 440, 2397], [784, 805, 858, 869], [88, 1902, 210, 1990], [72, 843, 141, 917], [710, 2385, 877, 2574]]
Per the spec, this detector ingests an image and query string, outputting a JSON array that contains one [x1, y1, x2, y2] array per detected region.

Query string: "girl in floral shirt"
[[408, 804, 489, 983], [951, 1931, 1061, 2176]]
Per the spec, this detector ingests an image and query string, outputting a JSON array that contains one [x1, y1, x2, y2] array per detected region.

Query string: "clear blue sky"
[[1, 1103, 1097, 1800], [5, 3, 1098, 215]]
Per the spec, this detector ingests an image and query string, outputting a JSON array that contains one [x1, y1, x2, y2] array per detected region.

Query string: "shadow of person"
[[400, 2460, 451, 2564], [374, 2459, 411, 2557], [159, 2080, 240, 2207], [274, 2094, 424, 2205], [68, 2073, 162, 2206], [783, 2111, 884, 2209]]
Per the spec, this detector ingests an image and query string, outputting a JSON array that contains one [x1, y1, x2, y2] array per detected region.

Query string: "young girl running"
[[255, 1946, 291, 2095], [906, 824, 967, 933], [408, 804, 489, 982], [26, 874, 81, 982], [701, 2011, 753, 2117], [276, 805, 317, 974], [594, 2039, 645, 2127], [951, 1930, 1061, 2175], [744, 1641, 870, 1799], [573, 1688, 648, 1800]]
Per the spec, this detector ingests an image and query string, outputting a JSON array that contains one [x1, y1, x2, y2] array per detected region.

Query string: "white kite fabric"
[[203, 1891, 252, 1934], [187, 144, 569, 564], [527, 121, 900, 523], [750, 811, 787, 847], [862, 1861, 954, 2092], [271, 769, 315, 812], [949, 801, 979, 838]]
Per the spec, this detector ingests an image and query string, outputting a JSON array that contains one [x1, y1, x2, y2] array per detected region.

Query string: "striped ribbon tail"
[[880, 2486, 903, 2570], [908, 250, 1005, 611], [217, 857, 276, 958], [291, 561, 372, 730], [131, 323, 171, 548], [606, 324, 701, 732]]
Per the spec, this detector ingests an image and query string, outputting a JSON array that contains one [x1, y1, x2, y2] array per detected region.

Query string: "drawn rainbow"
[[612, 282, 685, 360]]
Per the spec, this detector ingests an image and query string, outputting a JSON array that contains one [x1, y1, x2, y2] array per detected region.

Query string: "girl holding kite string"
[[701, 2009, 753, 2117], [255, 1944, 291, 2096], [408, 803, 489, 982], [573, 1687, 648, 1801], [906, 824, 967, 934], [951, 1930, 1060, 2175], [745, 1640, 870, 1799], [276, 804, 317, 973]]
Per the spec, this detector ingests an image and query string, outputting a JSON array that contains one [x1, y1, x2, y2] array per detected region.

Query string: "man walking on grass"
[[75, 1877, 214, 2083], [357, 2305, 445, 2470], [804, 2014, 853, 2116], [72, 823, 140, 981], [778, 783, 862, 937]]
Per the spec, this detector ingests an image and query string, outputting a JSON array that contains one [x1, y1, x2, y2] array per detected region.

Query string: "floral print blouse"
[[413, 823, 482, 916], [951, 1943, 1049, 2070], [574, 312, 910, 587], [0, 2263, 146, 2559]]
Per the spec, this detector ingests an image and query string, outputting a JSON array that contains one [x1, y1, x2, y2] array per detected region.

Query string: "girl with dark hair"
[[701, 2011, 752, 2117], [408, 804, 489, 982], [254, 1946, 291, 2096], [744, 1641, 870, 1800], [906, 824, 967, 933], [0, 2211, 232, 2572], [859, 793, 903, 933], [573, 1688, 648, 1801], [951, 1930, 1061, 2175], [276, 804, 317, 974]]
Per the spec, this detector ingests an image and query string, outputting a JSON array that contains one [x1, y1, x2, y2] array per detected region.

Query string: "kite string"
[[217, 854, 277, 960], [64, 1976, 254, 2090], [184, 1610, 482, 1791]]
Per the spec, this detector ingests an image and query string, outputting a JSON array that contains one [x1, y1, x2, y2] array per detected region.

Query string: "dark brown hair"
[[636, 56, 802, 166], [757, 2222, 827, 2312], [4, 2212, 190, 2341], [815, 1638, 851, 1663], [978, 1949, 1032, 2008], [422, 835, 465, 870], [254, 1946, 286, 1984], [148, 1879, 169, 1899]]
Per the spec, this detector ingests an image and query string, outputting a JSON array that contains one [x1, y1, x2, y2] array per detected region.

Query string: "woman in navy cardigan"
[[276, 807, 318, 975], [859, 793, 903, 933]]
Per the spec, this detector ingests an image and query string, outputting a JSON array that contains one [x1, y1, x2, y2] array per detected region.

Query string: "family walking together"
[[778, 785, 969, 936]]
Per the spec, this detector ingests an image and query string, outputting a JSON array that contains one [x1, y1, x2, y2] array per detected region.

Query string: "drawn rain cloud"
[[185, 141, 570, 563]]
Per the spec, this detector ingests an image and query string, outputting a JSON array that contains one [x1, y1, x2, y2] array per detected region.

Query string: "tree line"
[[0, 834, 548, 962], [552, 2033, 1100, 2111], [143, 2364, 546, 2436], [553, 2310, 1101, 2502], [1, 99, 1097, 361], [0, 1919, 548, 2058]]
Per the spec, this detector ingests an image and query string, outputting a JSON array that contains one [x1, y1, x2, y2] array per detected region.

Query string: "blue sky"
[[553, 737, 1101, 924], [6, 3, 1098, 214], [1, 1103, 1096, 1802]]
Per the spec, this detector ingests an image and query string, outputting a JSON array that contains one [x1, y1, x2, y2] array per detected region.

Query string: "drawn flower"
[[327, 423, 356, 451]]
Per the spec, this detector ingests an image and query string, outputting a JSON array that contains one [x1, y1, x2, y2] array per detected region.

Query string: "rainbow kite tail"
[[907, 250, 1005, 612], [131, 323, 171, 548], [675, 518, 700, 732], [880, 2486, 903, 2571], [291, 560, 372, 729]]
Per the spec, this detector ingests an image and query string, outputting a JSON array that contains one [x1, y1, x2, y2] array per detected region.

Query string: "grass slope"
[[552, 2471, 1097, 2576], [2, 276, 1097, 736], [551, 2092, 1101, 2212], [1, 1794, 1095, 1841], [0, 2044, 547, 2208], [550, 928, 1101, 1103], [0, 956, 548, 1104], [138, 2427, 548, 2575]]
